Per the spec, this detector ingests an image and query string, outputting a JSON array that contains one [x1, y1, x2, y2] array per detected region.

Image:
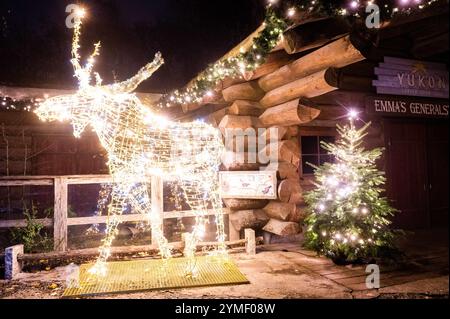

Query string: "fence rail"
[[0, 175, 234, 252]]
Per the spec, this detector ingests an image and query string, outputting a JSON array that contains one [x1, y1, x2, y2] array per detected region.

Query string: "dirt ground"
[[0, 230, 448, 299]]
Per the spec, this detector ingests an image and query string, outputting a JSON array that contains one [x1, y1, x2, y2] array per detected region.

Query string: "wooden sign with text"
[[219, 171, 277, 199], [366, 95, 449, 119], [373, 56, 449, 99]]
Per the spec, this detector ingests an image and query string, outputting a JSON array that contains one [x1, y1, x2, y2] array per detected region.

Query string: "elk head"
[[35, 14, 164, 139]]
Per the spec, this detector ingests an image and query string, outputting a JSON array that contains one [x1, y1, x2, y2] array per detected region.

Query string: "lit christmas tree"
[[304, 111, 399, 264]]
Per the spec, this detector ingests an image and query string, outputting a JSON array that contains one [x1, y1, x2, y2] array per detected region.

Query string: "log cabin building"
[[163, 3, 449, 240], [0, 2, 448, 244]]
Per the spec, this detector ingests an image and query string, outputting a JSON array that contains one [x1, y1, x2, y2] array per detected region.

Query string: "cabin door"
[[426, 122, 449, 228], [384, 119, 449, 229]]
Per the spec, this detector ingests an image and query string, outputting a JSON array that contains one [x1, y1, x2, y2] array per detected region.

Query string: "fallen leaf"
[[48, 283, 58, 290]]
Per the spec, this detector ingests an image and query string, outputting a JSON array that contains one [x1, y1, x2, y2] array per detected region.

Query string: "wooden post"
[[151, 175, 164, 245], [263, 231, 272, 245], [53, 177, 68, 252], [244, 228, 256, 255], [4, 244, 23, 280]]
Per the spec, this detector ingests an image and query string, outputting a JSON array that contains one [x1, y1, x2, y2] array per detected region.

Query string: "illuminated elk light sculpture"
[[35, 14, 227, 276]]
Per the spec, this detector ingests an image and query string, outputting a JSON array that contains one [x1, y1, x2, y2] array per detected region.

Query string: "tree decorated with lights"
[[304, 112, 398, 263]]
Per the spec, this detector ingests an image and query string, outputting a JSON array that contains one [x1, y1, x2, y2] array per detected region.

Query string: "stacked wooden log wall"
[[215, 34, 365, 241], [217, 81, 269, 241]]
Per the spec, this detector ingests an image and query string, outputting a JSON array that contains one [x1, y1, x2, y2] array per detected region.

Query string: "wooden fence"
[[0, 175, 235, 252]]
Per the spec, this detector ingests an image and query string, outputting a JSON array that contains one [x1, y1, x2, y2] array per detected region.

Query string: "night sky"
[[0, 0, 265, 93]]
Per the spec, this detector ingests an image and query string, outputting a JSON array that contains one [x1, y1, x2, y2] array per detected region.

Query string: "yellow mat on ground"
[[62, 255, 249, 297]]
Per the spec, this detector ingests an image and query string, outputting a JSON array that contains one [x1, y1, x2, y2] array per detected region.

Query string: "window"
[[300, 136, 335, 175]]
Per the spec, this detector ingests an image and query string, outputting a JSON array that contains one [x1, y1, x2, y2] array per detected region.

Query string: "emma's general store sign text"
[[366, 96, 449, 118], [219, 171, 277, 199], [373, 57, 449, 99]]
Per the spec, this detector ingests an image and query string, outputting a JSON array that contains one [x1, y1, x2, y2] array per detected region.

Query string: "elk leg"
[[127, 182, 172, 259], [89, 182, 130, 275], [178, 168, 227, 258]]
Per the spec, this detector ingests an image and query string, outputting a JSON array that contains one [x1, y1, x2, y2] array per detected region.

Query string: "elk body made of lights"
[[35, 15, 227, 276]]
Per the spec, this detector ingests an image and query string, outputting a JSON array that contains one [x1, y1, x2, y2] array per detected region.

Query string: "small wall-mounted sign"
[[373, 57, 449, 99], [365, 95, 449, 119], [219, 171, 277, 199]]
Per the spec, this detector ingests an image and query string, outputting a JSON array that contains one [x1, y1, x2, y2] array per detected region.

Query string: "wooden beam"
[[263, 201, 296, 221], [0, 218, 53, 228], [324, 68, 374, 92], [0, 210, 230, 228], [263, 162, 299, 180], [67, 214, 146, 226], [228, 100, 264, 116], [223, 198, 269, 210], [260, 69, 338, 108], [259, 139, 301, 167], [65, 175, 113, 185], [203, 107, 230, 127], [262, 218, 301, 236], [163, 208, 230, 219], [282, 17, 350, 54], [278, 179, 303, 204], [242, 50, 295, 81], [229, 209, 269, 232], [0, 179, 53, 186], [0, 174, 110, 180], [17, 238, 264, 263], [218, 115, 263, 133], [222, 81, 265, 102], [221, 151, 262, 171], [258, 36, 364, 92], [259, 126, 288, 143], [259, 99, 321, 126]]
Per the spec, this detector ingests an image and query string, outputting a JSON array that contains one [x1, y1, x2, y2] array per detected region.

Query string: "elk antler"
[[103, 52, 165, 94], [69, 14, 163, 92], [70, 16, 102, 88], [70, 17, 84, 84]]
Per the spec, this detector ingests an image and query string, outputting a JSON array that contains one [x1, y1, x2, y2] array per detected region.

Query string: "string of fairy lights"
[[0, 97, 40, 112]]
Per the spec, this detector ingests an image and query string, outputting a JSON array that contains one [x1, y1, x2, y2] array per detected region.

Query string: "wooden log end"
[[262, 219, 301, 236]]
